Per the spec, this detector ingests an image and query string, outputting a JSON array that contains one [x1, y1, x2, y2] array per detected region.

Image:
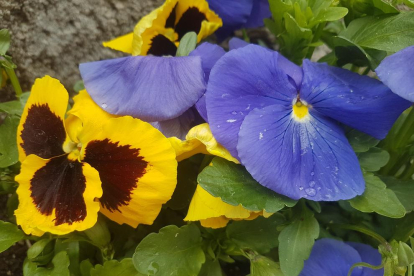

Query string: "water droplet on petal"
[[305, 188, 316, 197], [299, 186, 304, 191], [309, 181, 316, 187], [101, 103, 107, 109]]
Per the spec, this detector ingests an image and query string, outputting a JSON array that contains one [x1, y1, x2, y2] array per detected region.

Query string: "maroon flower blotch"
[[175, 7, 207, 39], [84, 139, 148, 212], [20, 104, 66, 159], [30, 155, 87, 226]]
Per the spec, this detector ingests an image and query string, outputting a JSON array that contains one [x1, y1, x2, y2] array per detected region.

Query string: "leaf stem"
[[330, 224, 387, 244], [347, 262, 385, 276], [4, 66, 22, 97]]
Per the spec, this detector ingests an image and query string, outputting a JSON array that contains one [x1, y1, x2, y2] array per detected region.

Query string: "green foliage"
[[27, 238, 55, 265], [91, 259, 142, 276], [226, 215, 285, 254], [250, 255, 283, 276], [198, 157, 296, 213], [0, 29, 10, 55], [176, 32, 197, 57], [0, 220, 25, 253], [357, 147, 390, 172], [382, 177, 414, 212], [349, 173, 406, 218], [133, 224, 205, 276], [0, 115, 20, 168], [347, 129, 379, 153], [23, 251, 70, 276], [278, 205, 319, 276]]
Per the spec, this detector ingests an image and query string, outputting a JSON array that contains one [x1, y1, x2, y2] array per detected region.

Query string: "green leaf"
[[0, 115, 20, 168], [0, 220, 25, 253], [339, 12, 414, 52], [133, 224, 205, 276], [372, 0, 399, 14], [0, 100, 23, 115], [382, 176, 414, 212], [226, 214, 285, 254], [357, 147, 390, 172], [0, 29, 11, 55], [198, 157, 296, 213], [349, 173, 406, 218], [309, 7, 348, 28], [397, 241, 414, 267], [28, 238, 54, 265], [198, 259, 223, 276], [250, 255, 283, 276], [84, 216, 111, 248], [91, 259, 142, 276], [278, 207, 319, 276], [24, 251, 70, 276], [176, 32, 197, 57], [80, 259, 93, 276], [347, 129, 379, 152], [73, 80, 85, 93], [392, 212, 414, 242]]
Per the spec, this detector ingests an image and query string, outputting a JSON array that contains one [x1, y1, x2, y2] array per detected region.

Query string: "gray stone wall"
[[0, 0, 163, 92]]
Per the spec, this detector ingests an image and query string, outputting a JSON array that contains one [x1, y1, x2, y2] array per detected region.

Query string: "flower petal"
[[376, 46, 414, 102], [17, 76, 68, 162], [103, 32, 134, 54], [206, 45, 297, 158], [244, 0, 271, 28], [238, 105, 365, 201], [347, 242, 384, 276], [207, 0, 254, 41], [79, 116, 177, 227], [169, 123, 238, 163], [15, 154, 102, 235], [174, 0, 222, 41], [190, 42, 226, 121], [300, 60, 411, 139], [131, 0, 178, 56], [79, 55, 206, 122], [151, 107, 203, 139], [300, 239, 363, 276]]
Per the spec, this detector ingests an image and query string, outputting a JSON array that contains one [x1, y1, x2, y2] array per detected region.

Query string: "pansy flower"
[[300, 239, 383, 276], [206, 0, 271, 41], [205, 44, 410, 201], [376, 46, 414, 102], [15, 76, 177, 235], [103, 0, 222, 56]]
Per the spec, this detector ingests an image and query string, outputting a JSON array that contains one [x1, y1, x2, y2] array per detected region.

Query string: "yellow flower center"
[[63, 141, 82, 161], [292, 101, 309, 121]]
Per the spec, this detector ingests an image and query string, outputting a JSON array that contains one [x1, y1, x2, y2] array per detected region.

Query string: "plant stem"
[[306, 23, 326, 59], [347, 262, 385, 276], [330, 224, 387, 244], [4, 66, 22, 97]]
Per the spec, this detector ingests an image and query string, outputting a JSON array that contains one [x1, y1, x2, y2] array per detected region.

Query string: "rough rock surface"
[[0, 0, 163, 92]]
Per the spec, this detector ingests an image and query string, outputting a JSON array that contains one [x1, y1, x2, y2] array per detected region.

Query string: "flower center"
[[63, 141, 82, 161], [292, 100, 309, 121]]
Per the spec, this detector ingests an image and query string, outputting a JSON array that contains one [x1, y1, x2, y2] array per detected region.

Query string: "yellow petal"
[[132, 0, 178, 56], [175, 0, 222, 42], [199, 216, 229, 229], [169, 123, 238, 163], [15, 154, 102, 236], [79, 116, 177, 228], [103, 32, 134, 54], [17, 76, 69, 162]]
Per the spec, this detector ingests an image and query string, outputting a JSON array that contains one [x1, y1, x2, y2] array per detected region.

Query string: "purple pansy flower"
[[206, 44, 410, 201], [300, 239, 383, 276], [376, 46, 414, 102], [207, 0, 271, 41]]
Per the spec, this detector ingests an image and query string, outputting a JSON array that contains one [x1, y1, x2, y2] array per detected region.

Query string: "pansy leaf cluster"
[[2, 0, 414, 275]]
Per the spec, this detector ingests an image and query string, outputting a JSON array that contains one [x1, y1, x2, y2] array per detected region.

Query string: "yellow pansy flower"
[[15, 76, 177, 235]]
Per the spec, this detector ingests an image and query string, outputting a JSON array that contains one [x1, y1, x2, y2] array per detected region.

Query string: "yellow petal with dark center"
[[102, 32, 134, 54], [17, 76, 69, 162], [174, 0, 222, 42], [132, 0, 178, 56], [15, 154, 102, 235], [169, 123, 238, 162], [79, 116, 177, 228]]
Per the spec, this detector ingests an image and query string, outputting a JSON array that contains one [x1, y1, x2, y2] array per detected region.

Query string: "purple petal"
[[347, 242, 383, 276], [228, 38, 303, 88], [190, 43, 226, 121], [376, 46, 414, 102], [244, 0, 272, 28], [206, 45, 297, 158], [237, 105, 364, 201], [300, 60, 411, 139], [300, 239, 363, 276], [207, 0, 254, 41], [79, 55, 206, 122], [150, 107, 204, 140]]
